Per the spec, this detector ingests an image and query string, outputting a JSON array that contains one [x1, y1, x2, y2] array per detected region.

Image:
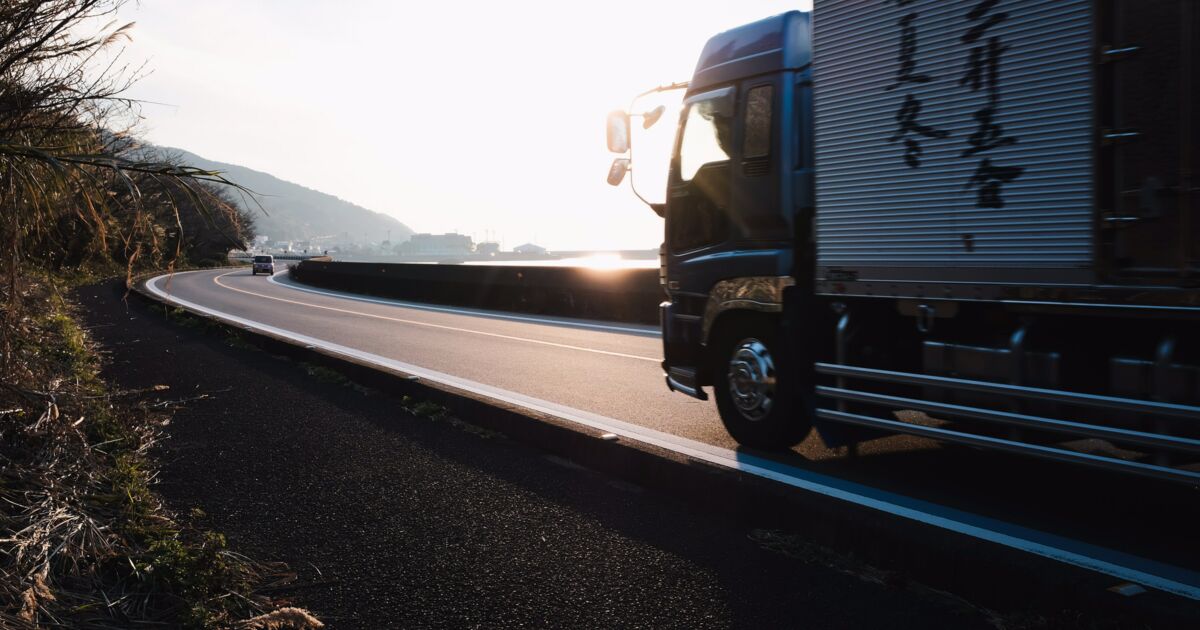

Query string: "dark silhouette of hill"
[[162, 147, 413, 244]]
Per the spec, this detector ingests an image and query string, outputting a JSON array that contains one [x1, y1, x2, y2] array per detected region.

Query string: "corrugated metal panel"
[[813, 0, 1094, 279]]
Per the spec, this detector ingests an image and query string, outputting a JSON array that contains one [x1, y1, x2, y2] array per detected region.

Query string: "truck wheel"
[[712, 321, 807, 450]]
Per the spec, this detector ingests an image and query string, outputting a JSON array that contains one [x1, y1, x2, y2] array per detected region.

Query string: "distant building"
[[513, 243, 547, 255], [398, 232, 474, 256], [476, 241, 501, 256]]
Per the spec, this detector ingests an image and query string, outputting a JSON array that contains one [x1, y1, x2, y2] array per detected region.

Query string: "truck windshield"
[[254, 256, 272, 263]]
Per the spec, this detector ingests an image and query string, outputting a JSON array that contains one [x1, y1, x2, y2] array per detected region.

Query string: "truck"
[[606, 0, 1200, 484]]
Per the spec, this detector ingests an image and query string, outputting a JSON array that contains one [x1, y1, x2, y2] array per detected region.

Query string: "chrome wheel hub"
[[727, 339, 776, 421]]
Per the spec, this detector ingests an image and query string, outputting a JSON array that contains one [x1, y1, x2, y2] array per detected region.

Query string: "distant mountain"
[[162, 147, 413, 245]]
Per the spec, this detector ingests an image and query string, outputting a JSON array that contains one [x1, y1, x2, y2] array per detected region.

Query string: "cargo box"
[[812, 0, 1198, 296]]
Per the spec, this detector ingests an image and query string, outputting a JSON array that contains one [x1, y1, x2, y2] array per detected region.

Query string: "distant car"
[[251, 255, 275, 276]]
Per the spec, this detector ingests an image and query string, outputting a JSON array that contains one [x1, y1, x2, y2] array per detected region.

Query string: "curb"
[[129, 272, 1197, 626]]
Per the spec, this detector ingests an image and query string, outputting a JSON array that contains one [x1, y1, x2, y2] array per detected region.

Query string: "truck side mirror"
[[642, 105, 666, 129], [606, 110, 630, 153], [607, 158, 630, 186]]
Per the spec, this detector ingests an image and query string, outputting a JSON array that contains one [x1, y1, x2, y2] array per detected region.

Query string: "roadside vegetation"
[[0, 2, 318, 627]]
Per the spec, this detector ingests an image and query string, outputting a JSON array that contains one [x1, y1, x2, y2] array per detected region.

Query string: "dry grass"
[[236, 607, 325, 629], [1, 272, 320, 628]]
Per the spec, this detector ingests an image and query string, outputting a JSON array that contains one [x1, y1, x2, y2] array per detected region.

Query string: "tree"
[[0, 0, 256, 285]]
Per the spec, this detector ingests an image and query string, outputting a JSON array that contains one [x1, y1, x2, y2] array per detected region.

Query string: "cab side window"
[[743, 84, 773, 159], [679, 92, 734, 182]]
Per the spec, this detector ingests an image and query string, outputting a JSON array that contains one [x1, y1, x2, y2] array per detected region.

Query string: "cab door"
[[666, 87, 736, 266], [661, 87, 736, 368]]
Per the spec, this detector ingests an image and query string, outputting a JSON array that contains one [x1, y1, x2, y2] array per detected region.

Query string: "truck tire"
[[712, 319, 808, 450]]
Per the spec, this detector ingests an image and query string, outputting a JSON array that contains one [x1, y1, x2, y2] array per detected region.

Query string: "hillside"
[[163, 147, 413, 245]]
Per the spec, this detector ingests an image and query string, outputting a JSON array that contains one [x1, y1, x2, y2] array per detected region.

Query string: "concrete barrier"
[[230, 254, 332, 262], [290, 260, 663, 324]]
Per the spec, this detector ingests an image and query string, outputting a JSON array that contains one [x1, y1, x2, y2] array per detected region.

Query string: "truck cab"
[[610, 12, 814, 447]]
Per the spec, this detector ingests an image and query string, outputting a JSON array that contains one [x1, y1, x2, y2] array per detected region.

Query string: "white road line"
[[145, 271, 1200, 601], [266, 272, 660, 337], [211, 271, 660, 363]]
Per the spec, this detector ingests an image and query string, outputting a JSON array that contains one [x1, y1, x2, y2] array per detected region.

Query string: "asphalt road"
[[159, 268, 719, 443], [149, 268, 1200, 588], [78, 279, 1001, 629], [152, 268, 934, 457]]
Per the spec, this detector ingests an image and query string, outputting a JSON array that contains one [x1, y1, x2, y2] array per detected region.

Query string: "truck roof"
[[690, 11, 811, 95]]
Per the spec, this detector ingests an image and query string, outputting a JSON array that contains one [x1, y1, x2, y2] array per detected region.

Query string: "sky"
[[109, 1, 808, 251]]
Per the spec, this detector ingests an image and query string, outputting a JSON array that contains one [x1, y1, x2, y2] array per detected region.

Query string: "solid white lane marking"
[[266, 272, 660, 337], [211, 271, 661, 363], [145, 271, 1200, 601]]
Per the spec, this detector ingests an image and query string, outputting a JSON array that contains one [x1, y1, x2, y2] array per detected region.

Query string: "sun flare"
[[576, 253, 625, 270]]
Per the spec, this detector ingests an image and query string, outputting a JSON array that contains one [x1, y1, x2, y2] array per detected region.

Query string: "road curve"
[[159, 267, 723, 443], [146, 267, 1200, 599]]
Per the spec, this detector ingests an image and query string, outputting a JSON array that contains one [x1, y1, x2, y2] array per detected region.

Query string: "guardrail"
[[289, 260, 662, 324], [230, 254, 332, 262]]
